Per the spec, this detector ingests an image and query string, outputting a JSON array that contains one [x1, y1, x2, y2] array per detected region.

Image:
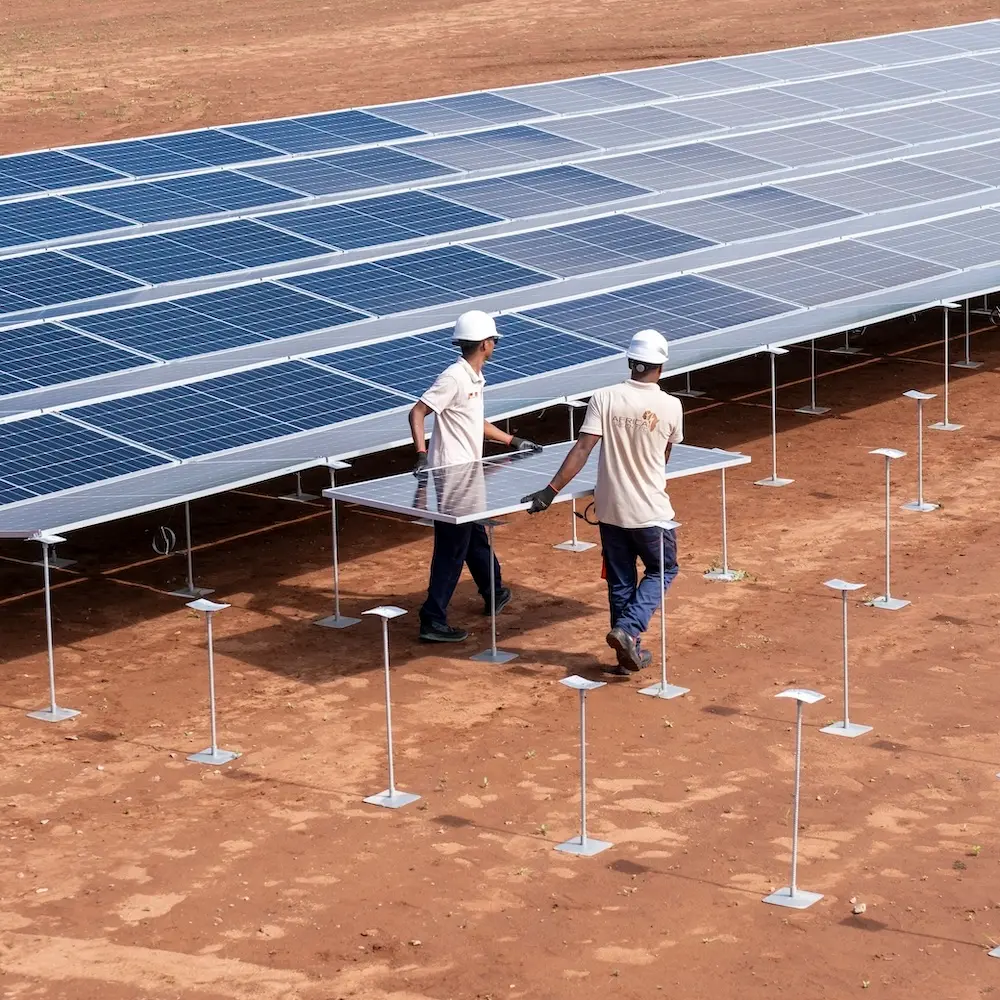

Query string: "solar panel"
[[884, 57, 1000, 91], [64, 283, 367, 359], [70, 184, 222, 225], [71, 361, 403, 459], [223, 119, 365, 154], [295, 110, 425, 143], [0, 198, 132, 246], [714, 121, 904, 167], [374, 93, 545, 132], [0, 413, 168, 504], [501, 77, 666, 115], [68, 139, 208, 177], [827, 33, 958, 63], [913, 145, 1000, 185], [0, 174, 41, 199], [542, 106, 715, 148], [408, 126, 593, 171], [914, 22, 1000, 49], [0, 151, 123, 191], [720, 47, 874, 81], [283, 245, 549, 315], [522, 273, 791, 345], [480, 214, 713, 276], [637, 186, 856, 242], [779, 72, 939, 109], [847, 103, 1000, 143], [948, 90, 1000, 118], [244, 146, 456, 196], [264, 191, 501, 250], [860, 219, 1000, 269], [156, 172, 302, 211], [437, 165, 649, 218], [0, 323, 148, 395], [0, 253, 142, 311], [613, 61, 775, 97], [145, 128, 277, 165], [669, 90, 835, 128], [71, 220, 327, 284]]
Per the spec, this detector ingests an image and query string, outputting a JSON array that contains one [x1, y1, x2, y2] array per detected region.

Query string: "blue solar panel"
[[157, 172, 302, 211], [0, 413, 168, 504], [0, 151, 123, 191], [245, 146, 455, 196], [224, 119, 360, 154], [70, 184, 221, 224], [266, 191, 501, 249], [430, 93, 545, 123], [522, 274, 792, 346], [0, 253, 142, 312], [296, 110, 424, 143], [72, 361, 402, 459], [0, 174, 43, 199], [146, 129, 277, 165], [0, 322, 147, 394], [438, 165, 649, 218], [284, 245, 548, 315], [312, 337, 455, 397], [482, 215, 713, 276], [69, 139, 208, 177], [410, 126, 593, 171], [0, 198, 132, 245], [72, 220, 328, 284]]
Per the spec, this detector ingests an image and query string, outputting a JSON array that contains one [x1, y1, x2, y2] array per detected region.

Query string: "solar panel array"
[[4, 19, 1000, 534]]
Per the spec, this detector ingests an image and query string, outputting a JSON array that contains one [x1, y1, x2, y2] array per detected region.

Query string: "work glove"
[[521, 484, 557, 514], [510, 436, 542, 453], [413, 452, 428, 478]]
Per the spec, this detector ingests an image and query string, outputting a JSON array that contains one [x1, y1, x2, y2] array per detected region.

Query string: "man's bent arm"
[[483, 420, 513, 446], [409, 400, 432, 453], [549, 433, 601, 492]]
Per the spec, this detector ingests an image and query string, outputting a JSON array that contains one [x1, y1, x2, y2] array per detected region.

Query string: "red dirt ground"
[[3, 4, 1000, 999]]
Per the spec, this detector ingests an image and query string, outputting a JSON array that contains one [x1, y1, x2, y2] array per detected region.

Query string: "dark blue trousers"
[[599, 523, 679, 639], [420, 522, 502, 626]]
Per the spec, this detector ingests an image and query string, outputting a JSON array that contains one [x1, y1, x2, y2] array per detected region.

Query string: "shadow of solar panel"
[[437, 165, 648, 218], [0, 151, 122, 191], [0, 323, 149, 394], [0, 253, 141, 310], [0, 413, 168, 502], [67, 139, 207, 177], [157, 172, 303, 211]]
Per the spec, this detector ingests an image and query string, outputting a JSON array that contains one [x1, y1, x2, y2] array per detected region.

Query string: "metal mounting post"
[[316, 460, 360, 629], [868, 449, 909, 611], [755, 346, 793, 487], [639, 521, 688, 700]]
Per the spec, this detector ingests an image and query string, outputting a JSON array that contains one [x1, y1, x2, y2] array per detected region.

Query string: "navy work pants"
[[420, 522, 502, 626]]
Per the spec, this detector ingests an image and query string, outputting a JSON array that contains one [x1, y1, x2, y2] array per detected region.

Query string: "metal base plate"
[[27, 706, 80, 723], [821, 721, 873, 738], [554, 540, 597, 552], [869, 595, 910, 611], [170, 585, 214, 599], [674, 389, 706, 398], [990, 945, 1000, 959], [314, 614, 361, 629], [705, 568, 740, 582], [763, 887, 823, 909], [830, 346, 863, 355], [363, 789, 420, 809], [638, 682, 689, 699], [755, 477, 794, 487], [187, 747, 240, 765], [952, 360, 983, 369], [471, 648, 518, 663], [795, 405, 830, 416], [278, 491, 319, 502], [555, 835, 614, 856], [902, 500, 939, 512], [929, 421, 963, 431]]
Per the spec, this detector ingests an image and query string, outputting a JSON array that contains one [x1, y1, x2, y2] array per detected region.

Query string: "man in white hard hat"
[[521, 329, 683, 675], [409, 310, 542, 644]]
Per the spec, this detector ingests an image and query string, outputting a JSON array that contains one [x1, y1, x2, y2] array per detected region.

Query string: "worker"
[[409, 310, 541, 644], [521, 329, 683, 675]]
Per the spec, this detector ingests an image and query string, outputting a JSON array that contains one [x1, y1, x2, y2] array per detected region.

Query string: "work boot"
[[604, 644, 652, 677], [606, 627, 643, 672], [419, 621, 469, 643], [484, 586, 512, 616]]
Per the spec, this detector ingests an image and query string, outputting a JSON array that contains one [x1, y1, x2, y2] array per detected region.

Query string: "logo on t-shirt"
[[611, 410, 660, 434]]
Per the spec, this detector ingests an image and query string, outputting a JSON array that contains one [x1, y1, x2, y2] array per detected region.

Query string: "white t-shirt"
[[421, 358, 485, 468], [579, 379, 684, 528]]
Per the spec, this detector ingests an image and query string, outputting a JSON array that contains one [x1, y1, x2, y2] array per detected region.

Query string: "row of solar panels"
[[4, 88, 1000, 333], [1, 19, 999, 206], [9, 83, 1000, 260], [3, 190, 999, 507]]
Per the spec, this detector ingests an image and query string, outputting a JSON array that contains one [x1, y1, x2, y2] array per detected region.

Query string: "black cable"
[[574, 501, 598, 526]]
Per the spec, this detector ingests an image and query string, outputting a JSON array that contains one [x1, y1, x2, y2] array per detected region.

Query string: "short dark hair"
[[460, 340, 484, 360]]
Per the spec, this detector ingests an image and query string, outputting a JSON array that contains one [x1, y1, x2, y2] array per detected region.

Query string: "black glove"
[[413, 452, 428, 478], [521, 484, 557, 514], [510, 436, 542, 453]]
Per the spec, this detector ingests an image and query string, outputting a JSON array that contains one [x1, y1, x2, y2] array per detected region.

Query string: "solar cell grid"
[[884, 57, 1000, 91], [165, 218, 329, 269], [410, 126, 593, 171], [848, 104, 1000, 143], [70, 234, 240, 285], [0, 252, 141, 310], [826, 33, 958, 63], [157, 172, 302, 211], [948, 90, 1000, 118], [501, 77, 665, 114], [146, 129, 277, 165], [312, 337, 455, 398], [542, 107, 712, 148], [70, 184, 220, 225], [715, 121, 902, 166], [284, 262, 455, 315], [0, 198, 132, 246], [932, 207, 1000, 241], [789, 240, 950, 285], [0, 151, 122, 191], [712, 255, 880, 305], [294, 110, 423, 143], [779, 73, 938, 109], [0, 322, 148, 394], [670, 90, 835, 128], [0, 175, 40, 199], [614, 60, 774, 96], [69, 140, 207, 177], [722, 47, 874, 80], [223, 119, 358, 154], [860, 223, 1000, 269], [431, 93, 546, 124], [0, 413, 168, 503], [913, 146, 1000, 185]]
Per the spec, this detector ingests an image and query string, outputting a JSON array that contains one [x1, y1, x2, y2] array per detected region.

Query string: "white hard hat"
[[626, 328, 669, 365], [453, 310, 501, 344]]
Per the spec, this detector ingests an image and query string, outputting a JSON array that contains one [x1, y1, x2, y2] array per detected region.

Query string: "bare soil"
[[2, 4, 1000, 999]]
